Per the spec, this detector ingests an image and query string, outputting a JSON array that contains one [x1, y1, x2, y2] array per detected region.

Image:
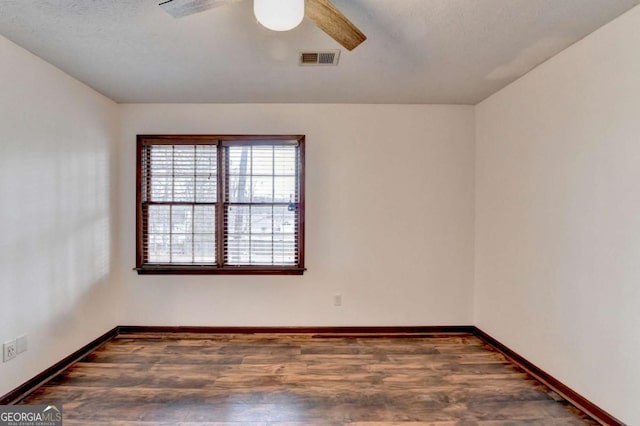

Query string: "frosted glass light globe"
[[254, 0, 304, 31]]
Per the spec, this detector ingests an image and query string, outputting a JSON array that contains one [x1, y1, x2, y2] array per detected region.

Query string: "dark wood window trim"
[[136, 135, 305, 275]]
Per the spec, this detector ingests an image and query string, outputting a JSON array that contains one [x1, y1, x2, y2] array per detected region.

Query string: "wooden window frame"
[[136, 135, 305, 275]]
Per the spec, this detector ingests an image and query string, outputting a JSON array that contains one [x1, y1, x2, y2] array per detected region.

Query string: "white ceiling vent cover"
[[299, 50, 340, 66]]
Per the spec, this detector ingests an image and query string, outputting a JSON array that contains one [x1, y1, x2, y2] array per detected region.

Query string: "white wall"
[[0, 36, 119, 396], [117, 104, 475, 326], [475, 6, 640, 425]]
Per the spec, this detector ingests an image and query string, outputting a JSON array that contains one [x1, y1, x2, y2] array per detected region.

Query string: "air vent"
[[299, 50, 340, 66]]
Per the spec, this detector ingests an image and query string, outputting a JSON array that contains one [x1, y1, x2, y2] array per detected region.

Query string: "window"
[[136, 135, 305, 275]]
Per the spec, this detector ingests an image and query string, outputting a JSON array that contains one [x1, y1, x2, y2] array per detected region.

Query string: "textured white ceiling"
[[1, 0, 638, 104]]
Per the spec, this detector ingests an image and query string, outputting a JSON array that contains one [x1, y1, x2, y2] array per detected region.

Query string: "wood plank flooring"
[[21, 333, 597, 425]]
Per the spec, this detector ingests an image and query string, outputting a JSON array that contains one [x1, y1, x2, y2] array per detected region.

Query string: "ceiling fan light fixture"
[[254, 0, 304, 31]]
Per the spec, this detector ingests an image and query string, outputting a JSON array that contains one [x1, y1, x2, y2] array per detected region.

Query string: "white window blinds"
[[224, 144, 299, 266], [141, 144, 217, 265]]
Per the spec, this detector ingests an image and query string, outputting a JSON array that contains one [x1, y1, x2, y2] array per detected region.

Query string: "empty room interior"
[[1, 0, 639, 424]]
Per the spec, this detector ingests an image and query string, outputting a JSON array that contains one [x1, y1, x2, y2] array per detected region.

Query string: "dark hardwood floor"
[[21, 333, 597, 425]]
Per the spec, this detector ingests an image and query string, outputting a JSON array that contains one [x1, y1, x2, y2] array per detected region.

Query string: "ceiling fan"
[[159, 0, 367, 51]]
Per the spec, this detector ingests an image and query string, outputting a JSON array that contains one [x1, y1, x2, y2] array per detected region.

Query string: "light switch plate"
[[16, 335, 27, 354]]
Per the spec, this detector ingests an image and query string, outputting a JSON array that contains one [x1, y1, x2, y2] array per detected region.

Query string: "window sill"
[[135, 265, 306, 275]]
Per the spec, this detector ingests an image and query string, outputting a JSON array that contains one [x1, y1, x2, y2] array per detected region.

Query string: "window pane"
[[171, 205, 192, 234], [273, 236, 296, 264], [252, 176, 273, 202], [274, 176, 296, 203], [150, 146, 173, 169], [150, 174, 172, 202], [148, 234, 171, 263], [228, 146, 252, 176], [172, 175, 193, 201], [147, 145, 217, 202], [227, 145, 297, 204], [274, 205, 296, 234], [227, 205, 249, 235], [274, 146, 296, 175], [173, 145, 195, 175], [227, 146, 251, 203], [273, 205, 296, 264], [145, 204, 216, 264], [251, 236, 274, 265], [226, 235, 250, 265], [195, 145, 217, 202], [227, 145, 251, 203], [148, 205, 170, 233], [171, 234, 193, 263], [251, 146, 273, 175], [195, 145, 217, 174], [195, 175, 216, 202], [228, 174, 251, 203], [226, 205, 250, 265], [226, 204, 296, 266], [173, 146, 195, 201], [194, 205, 215, 233], [194, 206, 216, 262], [194, 234, 216, 263], [149, 146, 174, 202], [251, 205, 273, 234]]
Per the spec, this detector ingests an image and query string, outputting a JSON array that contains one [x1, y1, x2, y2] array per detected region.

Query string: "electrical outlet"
[[333, 294, 342, 307], [3, 340, 17, 362], [16, 335, 27, 354]]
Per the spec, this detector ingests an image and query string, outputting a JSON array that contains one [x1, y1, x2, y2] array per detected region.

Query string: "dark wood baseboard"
[[0, 324, 624, 425], [0, 327, 118, 405], [117, 325, 475, 335], [473, 327, 624, 426]]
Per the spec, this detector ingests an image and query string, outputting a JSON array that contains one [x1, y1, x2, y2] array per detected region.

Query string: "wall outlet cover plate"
[[3, 340, 17, 362]]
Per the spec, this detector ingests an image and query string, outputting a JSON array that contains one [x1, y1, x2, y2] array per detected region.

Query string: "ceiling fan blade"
[[305, 0, 366, 51], [159, 0, 236, 18]]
